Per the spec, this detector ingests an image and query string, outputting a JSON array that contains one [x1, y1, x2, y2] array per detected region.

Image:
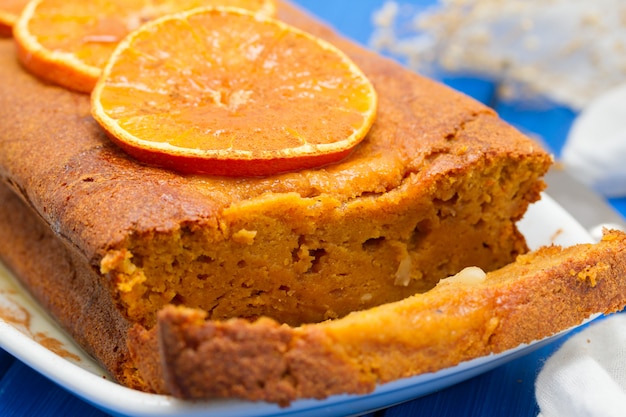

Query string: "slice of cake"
[[130, 229, 626, 405]]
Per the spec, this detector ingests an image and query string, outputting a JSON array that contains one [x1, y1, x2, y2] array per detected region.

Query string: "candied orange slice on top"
[[13, 0, 276, 92], [91, 7, 378, 177], [0, 0, 28, 37]]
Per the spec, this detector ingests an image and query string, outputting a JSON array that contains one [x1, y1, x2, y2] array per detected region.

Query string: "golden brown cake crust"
[[0, 182, 144, 389]]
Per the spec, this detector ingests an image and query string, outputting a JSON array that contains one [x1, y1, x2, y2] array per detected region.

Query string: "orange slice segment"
[[91, 7, 378, 177], [0, 0, 28, 37], [13, 0, 276, 92]]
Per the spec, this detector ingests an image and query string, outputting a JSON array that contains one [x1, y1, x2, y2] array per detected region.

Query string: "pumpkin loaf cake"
[[2, 0, 623, 405]]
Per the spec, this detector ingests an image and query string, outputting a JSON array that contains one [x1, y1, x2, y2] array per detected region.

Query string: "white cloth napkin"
[[535, 314, 626, 417], [561, 83, 626, 198]]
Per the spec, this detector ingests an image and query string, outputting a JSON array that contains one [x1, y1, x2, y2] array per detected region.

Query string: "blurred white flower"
[[370, 0, 626, 109]]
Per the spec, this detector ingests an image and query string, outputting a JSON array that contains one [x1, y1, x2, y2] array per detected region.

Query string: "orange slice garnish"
[[13, 0, 276, 92], [91, 7, 378, 177], [0, 0, 28, 37]]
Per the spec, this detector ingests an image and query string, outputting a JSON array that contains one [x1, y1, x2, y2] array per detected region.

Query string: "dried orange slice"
[[0, 0, 28, 37], [13, 0, 275, 92], [91, 7, 378, 177]]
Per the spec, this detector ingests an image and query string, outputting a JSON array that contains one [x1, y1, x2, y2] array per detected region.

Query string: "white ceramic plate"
[[0, 194, 595, 417]]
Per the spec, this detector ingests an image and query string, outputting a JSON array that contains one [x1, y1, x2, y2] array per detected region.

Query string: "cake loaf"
[[0, 0, 588, 402]]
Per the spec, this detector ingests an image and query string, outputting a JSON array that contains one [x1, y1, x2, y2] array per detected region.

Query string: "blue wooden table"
[[1, 1, 624, 416]]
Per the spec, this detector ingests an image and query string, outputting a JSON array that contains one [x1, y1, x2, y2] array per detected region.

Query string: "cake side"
[[129, 229, 626, 405], [0, 182, 144, 390]]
